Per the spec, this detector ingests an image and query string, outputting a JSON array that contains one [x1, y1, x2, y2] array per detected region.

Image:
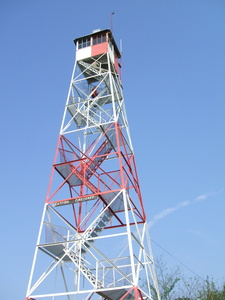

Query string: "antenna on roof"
[[110, 12, 115, 32]]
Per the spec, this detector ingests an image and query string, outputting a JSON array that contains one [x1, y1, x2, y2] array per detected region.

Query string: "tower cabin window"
[[78, 37, 91, 49], [93, 33, 107, 45]]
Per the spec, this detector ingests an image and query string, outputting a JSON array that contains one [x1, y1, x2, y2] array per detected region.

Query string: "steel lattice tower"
[[26, 29, 160, 300]]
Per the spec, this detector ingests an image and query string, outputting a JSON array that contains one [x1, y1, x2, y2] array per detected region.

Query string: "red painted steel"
[[46, 122, 146, 232]]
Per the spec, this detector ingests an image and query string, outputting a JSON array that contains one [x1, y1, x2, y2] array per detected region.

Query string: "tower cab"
[[74, 29, 121, 75]]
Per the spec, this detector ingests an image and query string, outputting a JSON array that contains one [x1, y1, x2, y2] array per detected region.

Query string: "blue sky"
[[1, 0, 225, 298]]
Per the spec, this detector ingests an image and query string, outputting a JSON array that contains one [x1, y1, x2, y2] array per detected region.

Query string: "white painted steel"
[[26, 30, 160, 300]]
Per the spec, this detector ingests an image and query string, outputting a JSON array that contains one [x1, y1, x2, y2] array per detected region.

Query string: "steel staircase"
[[85, 138, 114, 179], [55, 131, 115, 186], [82, 209, 113, 252], [67, 102, 99, 127], [64, 246, 103, 289]]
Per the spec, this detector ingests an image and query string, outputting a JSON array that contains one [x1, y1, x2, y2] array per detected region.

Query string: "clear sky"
[[1, 0, 225, 299]]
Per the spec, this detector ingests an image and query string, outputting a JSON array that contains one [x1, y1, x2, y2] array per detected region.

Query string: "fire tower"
[[26, 29, 160, 300]]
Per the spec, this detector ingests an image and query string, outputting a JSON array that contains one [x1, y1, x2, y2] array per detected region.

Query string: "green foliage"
[[161, 277, 180, 299], [151, 256, 181, 300], [197, 277, 225, 300], [151, 256, 225, 300]]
